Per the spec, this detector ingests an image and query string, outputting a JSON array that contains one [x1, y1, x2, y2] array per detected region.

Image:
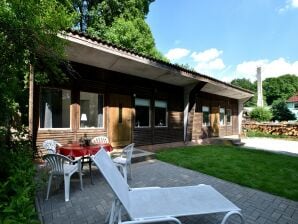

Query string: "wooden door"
[[108, 94, 132, 147], [210, 107, 220, 137]]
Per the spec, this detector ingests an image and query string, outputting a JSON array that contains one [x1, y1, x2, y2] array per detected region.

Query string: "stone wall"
[[242, 122, 298, 137]]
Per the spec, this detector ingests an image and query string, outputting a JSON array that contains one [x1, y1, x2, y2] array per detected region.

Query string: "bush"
[[0, 139, 39, 223], [271, 100, 296, 121], [250, 107, 272, 122]]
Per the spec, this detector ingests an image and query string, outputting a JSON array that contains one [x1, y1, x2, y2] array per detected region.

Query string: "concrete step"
[[111, 148, 155, 163]]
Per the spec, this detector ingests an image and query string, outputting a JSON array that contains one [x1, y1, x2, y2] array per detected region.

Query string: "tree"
[[0, 0, 76, 134], [71, 0, 165, 60], [231, 78, 257, 107], [263, 74, 298, 105], [271, 100, 296, 121], [250, 107, 272, 122], [0, 1, 76, 221]]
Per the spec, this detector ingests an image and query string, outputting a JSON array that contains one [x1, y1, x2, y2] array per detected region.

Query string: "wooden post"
[[28, 64, 34, 138]]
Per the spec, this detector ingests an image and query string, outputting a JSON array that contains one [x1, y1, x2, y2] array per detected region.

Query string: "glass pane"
[[155, 100, 167, 127], [155, 100, 167, 108], [40, 88, 70, 128], [220, 108, 225, 125], [227, 109, 232, 125], [135, 98, 150, 106], [155, 107, 167, 126], [80, 92, 104, 128], [202, 106, 210, 126], [135, 98, 150, 127], [202, 106, 209, 112]]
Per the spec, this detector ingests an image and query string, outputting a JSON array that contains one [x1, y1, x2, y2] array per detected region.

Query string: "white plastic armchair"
[[43, 139, 62, 154], [91, 150, 244, 224], [43, 154, 83, 202], [91, 135, 109, 144], [113, 143, 134, 181]]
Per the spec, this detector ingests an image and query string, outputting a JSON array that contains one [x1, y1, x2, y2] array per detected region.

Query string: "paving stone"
[[36, 160, 298, 224]]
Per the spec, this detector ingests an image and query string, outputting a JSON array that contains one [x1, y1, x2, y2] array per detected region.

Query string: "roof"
[[287, 95, 298, 102], [59, 30, 254, 100]]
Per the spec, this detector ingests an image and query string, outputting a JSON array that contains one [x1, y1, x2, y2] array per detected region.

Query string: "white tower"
[[256, 67, 263, 107]]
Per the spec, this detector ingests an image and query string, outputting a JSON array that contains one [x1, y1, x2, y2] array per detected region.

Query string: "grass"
[[156, 145, 298, 201], [246, 130, 298, 141]]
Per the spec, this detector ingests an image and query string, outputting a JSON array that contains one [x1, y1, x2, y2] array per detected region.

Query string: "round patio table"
[[57, 143, 113, 157], [57, 143, 113, 184]]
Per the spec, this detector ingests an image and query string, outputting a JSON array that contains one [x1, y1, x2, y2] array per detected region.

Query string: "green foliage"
[[250, 107, 272, 122], [231, 75, 298, 107], [102, 16, 164, 59], [0, 1, 76, 222], [0, 0, 76, 129], [0, 137, 38, 223], [231, 78, 256, 91], [271, 100, 296, 121], [156, 145, 298, 200], [73, 0, 165, 60], [231, 78, 257, 107], [263, 74, 298, 105]]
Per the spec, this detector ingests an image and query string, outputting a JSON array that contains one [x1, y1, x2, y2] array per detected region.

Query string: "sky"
[[146, 0, 298, 82]]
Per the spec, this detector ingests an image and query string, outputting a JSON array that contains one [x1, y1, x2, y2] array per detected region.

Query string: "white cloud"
[[190, 48, 225, 74], [291, 0, 298, 7], [195, 58, 225, 72], [191, 48, 223, 62], [279, 0, 298, 13], [236, 58, 298, 81], [165, 48, 190, 60]]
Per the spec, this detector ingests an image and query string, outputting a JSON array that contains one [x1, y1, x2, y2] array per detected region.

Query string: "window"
[[40, 88, 71, 128], [295, 103, 298, 109], [155, 100, 167, 127], [135, 98, 150, 127], [220, 108, 225, 125], [80, 92, 104, 128], [226, 109, 232, 125], [202, 106, 210, 126]]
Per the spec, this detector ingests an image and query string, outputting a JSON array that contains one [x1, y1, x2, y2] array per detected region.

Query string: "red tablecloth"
[[57, 143, 113, 157]]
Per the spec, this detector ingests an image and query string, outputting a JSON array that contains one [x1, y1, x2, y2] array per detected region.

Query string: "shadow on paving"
[[36, 160, 298, 224]]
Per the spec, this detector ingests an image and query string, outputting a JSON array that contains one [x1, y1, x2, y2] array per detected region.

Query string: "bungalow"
[[29, 31, 253, 153]]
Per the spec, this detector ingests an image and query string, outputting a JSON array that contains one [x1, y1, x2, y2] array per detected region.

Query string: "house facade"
[[29, 31, 253, 152], [286, 95, 298, 120]]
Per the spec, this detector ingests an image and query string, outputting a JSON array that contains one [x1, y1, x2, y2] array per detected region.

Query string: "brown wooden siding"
[[189, 92, 239, 141], [36, 62, 184, 151]]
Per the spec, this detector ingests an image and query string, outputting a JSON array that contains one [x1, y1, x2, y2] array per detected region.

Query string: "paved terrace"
[[36, 154, 298, 224]]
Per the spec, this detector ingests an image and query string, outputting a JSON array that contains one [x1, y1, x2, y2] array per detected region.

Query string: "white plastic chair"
[[43, 139, 62, 154], [43, 154, 83, 202], [91, 150, 244, 224], [91, 136, 109, 144], [112, 143, 134, 181]]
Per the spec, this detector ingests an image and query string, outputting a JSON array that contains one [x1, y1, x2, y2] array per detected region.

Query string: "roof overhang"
[[59, 32, 253, 100]]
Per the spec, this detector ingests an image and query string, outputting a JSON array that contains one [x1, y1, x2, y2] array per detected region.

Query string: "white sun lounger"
[[91, 149, 244, 224]]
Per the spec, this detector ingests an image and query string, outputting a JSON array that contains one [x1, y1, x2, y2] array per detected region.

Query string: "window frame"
[[202, 106, 210, 127], [226, 109, 232, 126], [154, 100, 168, 128], [220, 107, 225, 126], [134, 98, 151, 128], [79, 92, 104, 129], [39, 87, 71, 130]]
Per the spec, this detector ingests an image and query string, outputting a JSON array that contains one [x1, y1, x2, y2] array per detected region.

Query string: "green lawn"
[[156, 145, 298, 201]]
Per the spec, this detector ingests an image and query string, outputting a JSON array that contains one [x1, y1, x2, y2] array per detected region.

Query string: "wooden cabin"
[[30, 31, 253, 153]]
